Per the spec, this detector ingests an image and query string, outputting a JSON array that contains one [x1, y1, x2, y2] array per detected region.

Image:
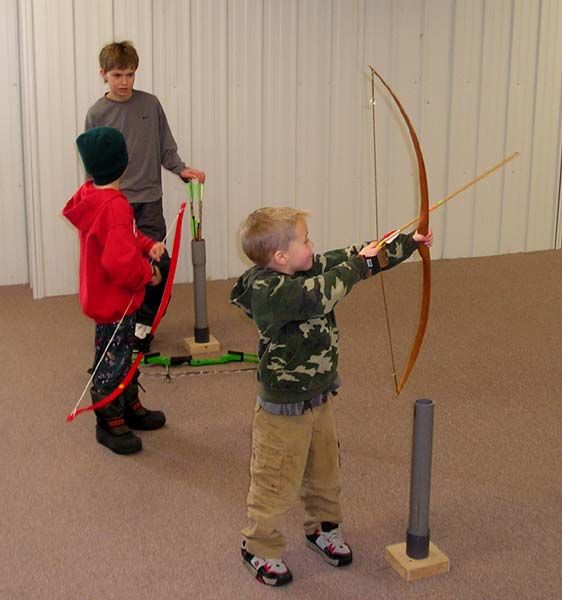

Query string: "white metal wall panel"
[[388, 1, 427, 237], [361, 0, 394, 244], [420, 0, 455, 260], [471, 0, 512, 257], [26, 0, 78, 297], [18, 0, 42, 294], [295, 0, 332, 249], [262, 0, 298, 213], [191, 0, 228, 279], [363, 1, 429, 248], [227, 0, 264, 275], [9, 0, 562, 298], [73, 1, 113, 135], [73, 0, 113, 199], [113, 0, 153, 93], [0, 0, 27, 285], [326, 0, 364, 250], [527, 0, 562, 250], [501, 0, 541, 254], [153, 0, 192, 283], [444, 0, 485, 259]]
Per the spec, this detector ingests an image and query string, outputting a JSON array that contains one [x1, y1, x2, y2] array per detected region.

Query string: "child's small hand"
[[358, 240, 380, 258], [413, 228, 433, 247], [149, 242, 165, 261], [149, 265, 162, 286]]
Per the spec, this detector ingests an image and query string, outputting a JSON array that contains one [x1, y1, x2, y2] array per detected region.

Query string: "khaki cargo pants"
[[242, 398, 343, 558]]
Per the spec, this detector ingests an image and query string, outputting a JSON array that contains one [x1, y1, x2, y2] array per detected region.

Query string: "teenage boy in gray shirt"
[[85, 41, 206, 352]]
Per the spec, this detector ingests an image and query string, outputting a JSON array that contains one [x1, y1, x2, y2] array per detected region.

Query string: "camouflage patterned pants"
[[92, 315, 135, 397], [243, 398, 343, 558]]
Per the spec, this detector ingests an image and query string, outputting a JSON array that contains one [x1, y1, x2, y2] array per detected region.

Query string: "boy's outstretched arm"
[[309, 228, 432, 276]]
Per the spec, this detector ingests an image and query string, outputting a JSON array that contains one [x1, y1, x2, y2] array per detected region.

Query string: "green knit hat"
[[76, 126, 128, 185]]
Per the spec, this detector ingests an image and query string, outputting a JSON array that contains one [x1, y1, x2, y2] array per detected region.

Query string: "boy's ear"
[[100, 69, 107, 83], [272, 249, 287, 266]]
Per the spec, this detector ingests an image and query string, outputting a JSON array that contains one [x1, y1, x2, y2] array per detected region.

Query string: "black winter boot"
[[92, 390, 142, 455], [96, 418, 143, 455], [123, 374, 166, 431]]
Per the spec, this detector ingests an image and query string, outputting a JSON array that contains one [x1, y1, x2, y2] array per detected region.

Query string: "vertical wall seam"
[[498, 0, 516, 253], [471, 0, 486, 256], [71, 0, 80, 185], [15, 0, 30, 285], [260, 1, 264, 207], [419, 0, 426, 145], [523, 0, 542, 250], [355, 0, 364, 242], [326, 0, 334, 245], [294, 0, 299, 208], [555, 2, 562, 250], [189, 0, 193, 171], [361, 0, 371, 234], [556, 139, 562, 249], [150, 0, 154, 92], [224, 0, 230, 275], [442, 0, 456, 258], [27, 0, 44, 296]]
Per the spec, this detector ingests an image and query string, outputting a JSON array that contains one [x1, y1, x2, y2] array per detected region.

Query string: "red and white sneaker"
[[306, 522, 353, 567], [241, 541, 293, 586]]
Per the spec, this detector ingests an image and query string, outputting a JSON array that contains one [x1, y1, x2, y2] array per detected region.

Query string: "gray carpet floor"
[[0, 250, 560, 599]]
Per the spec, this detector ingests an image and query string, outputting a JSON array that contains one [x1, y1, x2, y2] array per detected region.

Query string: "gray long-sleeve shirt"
[[85, 90, 186, 203]]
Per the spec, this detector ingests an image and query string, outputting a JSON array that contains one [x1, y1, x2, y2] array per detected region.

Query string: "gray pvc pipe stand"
[[191, 239, 209, 343], [406, 398, 434, 559]]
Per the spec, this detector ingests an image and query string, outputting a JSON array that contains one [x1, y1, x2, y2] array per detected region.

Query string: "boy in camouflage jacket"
[[230, 207, 432, 586]]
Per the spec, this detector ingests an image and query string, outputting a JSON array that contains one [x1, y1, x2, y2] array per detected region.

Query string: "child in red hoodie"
[[64, 126, 166, 455]]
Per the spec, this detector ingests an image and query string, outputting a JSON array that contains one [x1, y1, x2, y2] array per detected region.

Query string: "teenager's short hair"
[[99, 41, 139, 72], [241, 207, 311, 267]]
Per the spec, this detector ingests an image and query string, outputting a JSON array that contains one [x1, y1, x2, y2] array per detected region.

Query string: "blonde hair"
[[241, 207, 311, 267], [99, 41, 139, 72]]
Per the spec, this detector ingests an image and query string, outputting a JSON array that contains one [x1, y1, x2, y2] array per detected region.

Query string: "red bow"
[[67, 202, 187, 422]]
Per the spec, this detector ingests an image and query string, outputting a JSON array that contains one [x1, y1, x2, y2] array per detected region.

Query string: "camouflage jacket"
[[230, 233, 418, 404]]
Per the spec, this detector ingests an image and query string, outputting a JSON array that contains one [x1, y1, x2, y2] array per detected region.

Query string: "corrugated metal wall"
[[0, 0, 27, 285], [3, 0, 562, 297]]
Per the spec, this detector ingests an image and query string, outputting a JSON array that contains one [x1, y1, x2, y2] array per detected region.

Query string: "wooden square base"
[[385, 542, 450, 581], [184, 334, 221, 356]]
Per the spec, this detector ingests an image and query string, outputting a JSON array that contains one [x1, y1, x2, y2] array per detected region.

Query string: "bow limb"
[[369, 67, 431, 396], [147, 201, 187, 334], [67, 202, 187, 422]]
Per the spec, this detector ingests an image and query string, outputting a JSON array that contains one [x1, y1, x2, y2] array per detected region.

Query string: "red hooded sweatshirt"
[[63, 181, 154, 323]]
